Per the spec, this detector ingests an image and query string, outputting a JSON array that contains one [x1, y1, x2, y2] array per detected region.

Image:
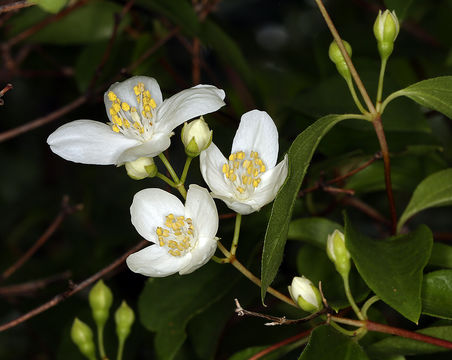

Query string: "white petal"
[[185, 185, 219, 240], [212, 194, 257, 215], [116, 132, 171, 165], [155, 85, 225, 134], [248, 155, 288, 209], [130, 188, 184, 243], [200, 143, 234, 198], [231, 110, 279, 168], [126, 245, 191, 277], [47, 120, 140, 165], [104, 76, 163, 122], [179, 236, 217, 275]]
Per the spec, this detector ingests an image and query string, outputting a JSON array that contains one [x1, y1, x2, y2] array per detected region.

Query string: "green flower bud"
[[326, 230, 351, 278], [89, 280, 113, 328], [115, 300, 135, 341], [373, 10, 400, 60], [125, 157, 158, 180], [288, 276, 323, 313], [71, 318, 96, 360], [181, 116, 213, 157], [328, 40, 353, 81]]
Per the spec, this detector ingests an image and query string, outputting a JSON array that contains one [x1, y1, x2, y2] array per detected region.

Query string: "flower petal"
[[104, 76, 163, 122], [130, 188, 184, 243], [248, 154, 288, 209], [185, 185, 219, 240], [231, 110, 279, 168], [155, 85, 225, 134], [116, 132, 171, 165], [212, 193, 257, 215], [200, 143, 234, 198], [47, 120, 140, 165], [179, 236, 217, 275], [126, 245, 191, 277]]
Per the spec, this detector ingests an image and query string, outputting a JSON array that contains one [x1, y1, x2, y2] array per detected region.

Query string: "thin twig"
[[192, 38, 201, 84], [0, 0, 34, 14], [0, 240, 147, 332], [1, 196, 83, 282], [0, 271, 72, 297], [342, 197, 391, 226], [0, 83, 12, 105]]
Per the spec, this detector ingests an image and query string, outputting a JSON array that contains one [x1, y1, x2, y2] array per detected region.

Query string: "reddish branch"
[[1, 196, 83, 282], [0, 83, 12, 105], [0, 240, 147, 332], [0, 271, 72, 296], [0, 0, 34, 14]]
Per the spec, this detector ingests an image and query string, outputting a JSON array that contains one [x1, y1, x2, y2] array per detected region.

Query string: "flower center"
[[107, 82, 157, 140], [156, 214, 195, 257], [222, 150, 266, 199]]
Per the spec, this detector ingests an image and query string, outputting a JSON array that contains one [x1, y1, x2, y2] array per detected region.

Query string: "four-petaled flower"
[[126, 185, 219, 277], [47, 76, 225, 165], [200, 109, 288, 215]]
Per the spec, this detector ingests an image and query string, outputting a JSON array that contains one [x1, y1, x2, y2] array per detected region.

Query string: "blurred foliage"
[[1, 0, 452, 359]]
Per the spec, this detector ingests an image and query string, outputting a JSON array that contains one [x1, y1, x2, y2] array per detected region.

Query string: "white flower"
[[126, 185, 219, 277], [288, 276, 323, 312], [181, 116, 212, 157], [47, 76, 225, 165], [200, 110, 288, 215]]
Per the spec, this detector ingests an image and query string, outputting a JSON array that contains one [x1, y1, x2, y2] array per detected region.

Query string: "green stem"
[[97, 325, 106, 359], [117, 339, 125, 360], [376, 57, 388, 112], [345, 77, 367, 115], [156, 172, 177, 187], [342, 273, 365, 320], [180, 156, 193, 184], [230, 213, 242, 256], [361, 295, 380, 319], [158, 153, 180, 184], [380, 89, 404, 114], [329, 319, 360, 337], [211, 255, 230, 264]]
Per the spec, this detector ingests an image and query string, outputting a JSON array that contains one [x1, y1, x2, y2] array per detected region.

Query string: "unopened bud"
[[327, 230, 351, 278], [328, 40, 353, 81], [181, 117, 212, 157], [89, 280, 113, 328], [288, 276, 323, 312], [115, 301, 135, 342], [125, 157, 157, 180], [71, 318, 96, 360], [373, 10, 399, 60]]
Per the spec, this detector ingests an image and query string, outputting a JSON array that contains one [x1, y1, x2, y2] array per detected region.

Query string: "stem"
[[155, 172, 177, 187], [217, 242, 296, 307], [98, 325, 106, 359], [345, 78, 367, 115], [376, 57, 388, 112], [117, 339, 125, 360], [249, 330, 311, 360], [158, 153, 180, 184], [230, 213, 242, 256], [329, 319, 360, 337], [314, 0, 377, 114], [342, 274, 365, 320], [380, 89, 404, 114], [361, 296, 380, 319], [372, 116, 397, 234], [180, 156, 193, 184]]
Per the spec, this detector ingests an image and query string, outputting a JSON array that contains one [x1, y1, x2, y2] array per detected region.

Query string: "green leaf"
[[389, 76, 452, 120], [34, 0, 67, 13], [345, 216, 433, 323], [366, 326, 452, 356], [422, 270, 452, 320], [261, 114, 352, 302], [138, 263, 236, 360], [429, 243, 452, 269], [397, 168, 452, 232], [10, 1, 128, 44], [384, 0, 413, 19], [299, 325, 369, 360], [288, 217, 343, 248]]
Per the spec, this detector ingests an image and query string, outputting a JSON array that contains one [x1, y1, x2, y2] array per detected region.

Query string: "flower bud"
[[288, 276, 323, 313], [328, 40, 353, 81], [373, 10, 399, 60], [89, 280, 113, 328], [326, 230, 351, 278], [71, 318, 96, 360], [181, 116, 213, 157], [115, 300, 135, 342], [125, 157, 157, 180]]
